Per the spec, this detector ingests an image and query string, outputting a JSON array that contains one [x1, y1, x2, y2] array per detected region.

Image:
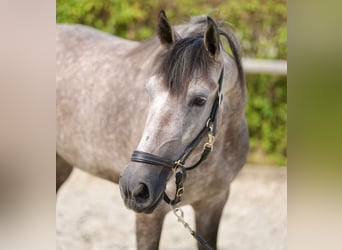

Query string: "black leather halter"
[[131, 68, 224, 205]]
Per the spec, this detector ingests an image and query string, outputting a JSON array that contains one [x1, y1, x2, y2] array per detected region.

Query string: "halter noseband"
[[131, 68, 224, 205]]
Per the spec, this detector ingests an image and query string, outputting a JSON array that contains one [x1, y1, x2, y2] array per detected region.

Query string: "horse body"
[[57, 12, 248, 250], [57, 24, 147, 182]]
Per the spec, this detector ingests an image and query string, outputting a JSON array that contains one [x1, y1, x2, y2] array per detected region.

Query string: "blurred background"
[[4, 0, 342, 249], [56, 0, 287, 166]]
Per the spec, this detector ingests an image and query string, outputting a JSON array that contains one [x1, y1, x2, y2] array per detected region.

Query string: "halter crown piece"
[[131, 68, 224, 205]]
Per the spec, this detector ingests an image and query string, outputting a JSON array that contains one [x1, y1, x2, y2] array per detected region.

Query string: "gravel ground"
[[56, 164, 287, 250]]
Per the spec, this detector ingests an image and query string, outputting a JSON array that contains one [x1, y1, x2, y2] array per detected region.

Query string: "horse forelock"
[[157, 33, 215, 95], [130, 16, 245, 97], [186, 16, 245, 90], [155, 18, 245, 96]]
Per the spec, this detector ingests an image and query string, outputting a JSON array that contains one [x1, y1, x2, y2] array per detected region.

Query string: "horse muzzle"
[[119, 162, 170, 213]]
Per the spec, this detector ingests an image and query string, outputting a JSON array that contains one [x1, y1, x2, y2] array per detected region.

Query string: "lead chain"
[[172, 207, 213, 250]]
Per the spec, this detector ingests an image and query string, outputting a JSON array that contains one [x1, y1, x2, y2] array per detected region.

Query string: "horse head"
[[119, 11, 241, 213]]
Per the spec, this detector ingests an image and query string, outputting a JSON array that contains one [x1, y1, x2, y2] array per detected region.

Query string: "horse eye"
[[191, 96, 207, 107]]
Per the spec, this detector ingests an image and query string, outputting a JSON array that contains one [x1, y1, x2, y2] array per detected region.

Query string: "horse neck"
[[127, 37, 164, 72]]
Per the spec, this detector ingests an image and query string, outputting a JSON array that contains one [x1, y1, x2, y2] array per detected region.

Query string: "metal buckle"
[[176, 187, 184, 197], [203, 130, 214, 152], [208, 132, 214, 144], [173, 160, 184, 173], [204, 142, 213, 151]]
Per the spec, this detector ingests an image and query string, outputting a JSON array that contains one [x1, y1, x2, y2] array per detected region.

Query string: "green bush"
[[246, 74, 287, 166], [57, 0, 287, 166]]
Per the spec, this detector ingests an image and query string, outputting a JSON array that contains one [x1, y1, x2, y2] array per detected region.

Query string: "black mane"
[[156, 18, 244, 96], [157, 33, 215, 95], [129, 16, 245, 96]]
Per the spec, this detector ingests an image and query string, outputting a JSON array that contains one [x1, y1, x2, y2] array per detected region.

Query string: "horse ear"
[[157, 10, 180, 48], [204, 16, 220, 59]]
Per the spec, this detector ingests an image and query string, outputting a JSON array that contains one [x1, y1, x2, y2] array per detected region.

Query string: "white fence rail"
[[242, 58, 287, 75]]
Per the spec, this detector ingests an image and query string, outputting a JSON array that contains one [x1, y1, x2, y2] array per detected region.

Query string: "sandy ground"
[[56, 165, 286, 250]]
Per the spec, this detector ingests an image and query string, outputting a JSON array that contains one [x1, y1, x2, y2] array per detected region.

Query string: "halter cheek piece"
[[131, 68, 224, 205]]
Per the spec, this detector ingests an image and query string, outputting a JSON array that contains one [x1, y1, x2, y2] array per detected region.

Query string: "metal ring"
[[206, 119, 213, 130]]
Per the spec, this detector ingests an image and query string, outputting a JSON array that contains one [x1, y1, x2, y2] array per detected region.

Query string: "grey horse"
[[56, 10, 248, 250]]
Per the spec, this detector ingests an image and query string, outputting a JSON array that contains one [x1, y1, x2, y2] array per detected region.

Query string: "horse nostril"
[[132, 183, 150, 203]]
